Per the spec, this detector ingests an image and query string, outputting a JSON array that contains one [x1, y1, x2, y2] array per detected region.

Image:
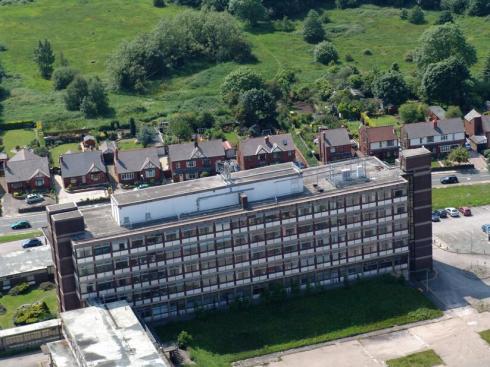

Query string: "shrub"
[[0, 43, 6, 52], [8, 282, 30, 296], [0, 304, 6, 315], [13, 301, 53, 326], [484, 149, 490, 159], [404, 51, 414, 62], [303, 10, 325, 44], [177, 331, 193, 350], [409, 6, 425, 24], [435, 10, 454, 24], [39, 282, 55, 291], [345, 53, 354, 62], [273, 16, 295, 32], [363, 48, 373, 55], [52, 67, 78, 90], [399, 101, 427, 123], [153, 0, 165, 7], [314, 41, 339, 65], [400, 9, 408, 19], [320, 12, 331, 23]]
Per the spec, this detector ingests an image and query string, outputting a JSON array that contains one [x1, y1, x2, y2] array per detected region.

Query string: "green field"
[[1, 1, 490, 130], [432, 184, 490, 209], [156, 277, 441, 367], [0, 288, 57, 329], [386, 350, 444, 367]]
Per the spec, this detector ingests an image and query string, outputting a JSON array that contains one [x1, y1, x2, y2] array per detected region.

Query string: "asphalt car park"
[[433, 205, 490, 254]]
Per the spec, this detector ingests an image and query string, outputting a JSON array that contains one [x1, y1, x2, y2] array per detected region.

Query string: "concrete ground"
[[0, 351, 48, 367], [0, 236, 45, 256], [54, 175, 108, 204], [433, 205, 490, 255]]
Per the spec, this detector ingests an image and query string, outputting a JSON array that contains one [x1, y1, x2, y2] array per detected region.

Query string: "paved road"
[[0, 237, 45, 256], [432, 169, 490, 187]]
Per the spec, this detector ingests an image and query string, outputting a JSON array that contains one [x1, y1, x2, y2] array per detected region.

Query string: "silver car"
[[445, 207, 459, 217]]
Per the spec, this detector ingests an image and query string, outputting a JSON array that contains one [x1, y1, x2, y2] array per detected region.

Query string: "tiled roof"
[[320, 128, 350, 148], [402, 118, 464, 139], [465, 109, 482, 121], [60, 151, 106, 178], [168, 140, 225, 162], [5, 149, 50, 183], [115, 147, 161, 174], [99, 140, 117, 154], [360, 125, 397, 143], [429, 106, 446, 120], [238, 134, 295, 157]]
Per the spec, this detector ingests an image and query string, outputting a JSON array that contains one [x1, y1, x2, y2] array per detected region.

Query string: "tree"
[[313, 41, 339, 65], [446, 105, 463, 117], [415, 24, 477, 71], [435, 10, 453, 24], [87, 77, 109, 115], [33, 39, 55, 79], [236, 88, 276, 126], [202, 0, 230, 11], [52, 67, 78, 90], [169, 114, 193, 141], [228, 0, 267, 26], [64, 75, 109, 116], [303, 10, 325, 44], [441, 0, 469, 14], [274, 68, 297, 98], [409, 6, 425, 24], [399, 102, 427, 123], [137, 125, 156, 147], [64, 75, 88, 111], [80, 96, 98, 118], [482, 54, 490, 82], [221, 67, 265, 105], [177, 331, 193, 350], [421, 57, 470, 105], [467, 0, 489, 16], [448, 146, 470, 163], [400, 9, 408, 19], [153, 0, 166, 7], [129, 118, 137, 137], [372, 71, 409, 106]]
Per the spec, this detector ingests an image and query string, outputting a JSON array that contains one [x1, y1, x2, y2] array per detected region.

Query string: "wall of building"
[[0, 319, 61, 353], [7, 175, 51, 194], [63, 172, 108, 189], [239, 151, 296, 170]]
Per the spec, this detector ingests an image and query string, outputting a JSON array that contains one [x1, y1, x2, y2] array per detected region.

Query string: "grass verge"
[[432, 183, 490, 209], [0, 288, 57, 329], [479, 329, 490, 345], [386, 349, 444, 367], [0, 230, 43, 244], [156, 276, 442, 367]]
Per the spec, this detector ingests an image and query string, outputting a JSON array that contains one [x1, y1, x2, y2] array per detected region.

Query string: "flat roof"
[[400, 147, 431, 158], [0, 246, 53, 278], [74, 157, 406, 244], [57, 301, 171, 367]]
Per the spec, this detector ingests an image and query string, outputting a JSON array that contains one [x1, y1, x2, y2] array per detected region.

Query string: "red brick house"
[[168, 140, 226, 182], [359, 125, 399, 161], [464, 109, 490, 151], [428, 106, 446, 122], [60, 151, 108, 189], [5, 149, 51, 193], [318, 127, 353, 163], [115, 147, 162, 185], [237, 134, 296, 170], [82, 135, 96, 150]]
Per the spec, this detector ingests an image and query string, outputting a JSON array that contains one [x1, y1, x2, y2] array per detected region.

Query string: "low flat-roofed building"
[[0, 246, 53, 291], [0, 319, 61, 353], [45, 301, 171, 367]]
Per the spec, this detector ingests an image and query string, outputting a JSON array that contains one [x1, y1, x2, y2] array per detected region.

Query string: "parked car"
[[481, 224, 490, 233], [22, 238, 42, 249], [435, 209, 448, 218], [25, 193, 44, 204], [445, 207, 460, 217], [431, 212, 441, 222], [133, 183, 150, 191], [459, 207, 472, 216], [440, 176, 459, 184], [10, 220, 31, 230]]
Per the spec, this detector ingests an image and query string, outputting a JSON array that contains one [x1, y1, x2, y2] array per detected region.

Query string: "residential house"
[[5, 149, 51, 193], [168, 140, 226, 182], [318, 127, 352, 163], [100, 140, 117, 164], [464, 109, 490, 151], [114, 147, 162, 185], [82, 135, 96, 150], [359, 125, 399, 161], [428, 106, 446, 122], [60, 151, 108, 189], [237, 134, 296, 170], [400, 118, 465, 156]]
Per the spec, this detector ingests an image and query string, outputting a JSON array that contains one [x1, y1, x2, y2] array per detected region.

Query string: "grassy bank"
[[387, 349, 443, 367], [432, 184, 490, 209], [0, 231, 43, 244], [156, 276, 441, 367]]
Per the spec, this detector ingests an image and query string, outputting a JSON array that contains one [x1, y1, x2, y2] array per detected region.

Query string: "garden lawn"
[[223, 131, 240, 146], [49, 143, 80, 167], [156, 277, 441, 367], [0, 230, 43, 244], [292, 131, 318, 167], [369, 115, 399, 127], [1, 129, 36, 157], [0, 288, 57, 329], [386, 349, 443, 367], [432, 184, 490, 209], [117, 139, 142, 151]]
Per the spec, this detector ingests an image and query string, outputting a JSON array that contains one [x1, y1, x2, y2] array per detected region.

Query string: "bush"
[[404, 51, 414, 62], [484, 149, 490, 159], [363, 48, 373, 55], [153, 0, 165, 7], [273, 16, 295, 32], [409, 6, 425, 24], [8, 282, 30, 296], [13, 301, 53, 326], [0, 43, 6, 52], [177, 330, 193, 349], [39, 282, 55, 291], [52, 67, 78, 90], [303, 10, 325, 44], [399, 101, 427, 123], [0, 304, 6, 315], [400, 9, 408, 19], [314, 41, 339, 65], [345, 53, 354, 62]]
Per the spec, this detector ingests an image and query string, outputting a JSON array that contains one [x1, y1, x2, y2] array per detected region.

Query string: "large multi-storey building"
[[44, 148, 432, 323]]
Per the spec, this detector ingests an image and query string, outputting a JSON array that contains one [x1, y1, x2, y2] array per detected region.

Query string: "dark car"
[[22, 238, 42, 249], [431, 212, 441, 222], [440, 175, 458, 184], [435, 209, 448, 218], [10, 220, 31, 230]]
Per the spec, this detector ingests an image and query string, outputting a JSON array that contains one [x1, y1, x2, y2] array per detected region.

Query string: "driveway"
[[1, 193, 55, 218], [54, 175, 108, 204]]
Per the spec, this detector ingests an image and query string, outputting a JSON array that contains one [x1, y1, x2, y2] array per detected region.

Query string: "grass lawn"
[[479, 329, 490, 345], [0, 230, 43, 244], [1, 2, 490, 130], [369, 115, 399, 127], [156, 277, 441, 367], [386, 349, 444, 367], [49, 143, 81, 167], [117, 139, 142, 151], [292, 131, 318, 167], [0, 288, 58, 329], [223, 131, 240, 146], [0, 129, 36, 157], [432, 183, 490, 209]]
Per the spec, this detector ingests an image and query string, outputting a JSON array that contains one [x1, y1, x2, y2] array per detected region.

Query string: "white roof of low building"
[[0, 245, 53, 278]]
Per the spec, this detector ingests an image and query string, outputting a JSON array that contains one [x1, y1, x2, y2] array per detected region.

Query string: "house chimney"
[[115, 148, 119, 162], [264, 136, 270, 146], [432, 119, 437, 129], [194, 138, 199, 148]]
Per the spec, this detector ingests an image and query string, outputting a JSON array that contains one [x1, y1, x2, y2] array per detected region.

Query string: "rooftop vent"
[[341, 168, 352, 181]]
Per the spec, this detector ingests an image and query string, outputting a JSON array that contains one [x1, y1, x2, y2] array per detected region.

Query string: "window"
[[186, 160, 196, 168], [441, 135, 448, 141], [94, 243, 111, 256], [121, 172, 135, 181], [427, 136, 434, 143], [258, 154, 266, 161], [203, 158, 210, 166], [387, 140, 394, 147], [330, 147, 336, 153], [175, 162, 181, 169], [35, 178, 45, 187], [440, 145, 451, 153], [419, 138, 423, 144], [145, 168, 156, 178]]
